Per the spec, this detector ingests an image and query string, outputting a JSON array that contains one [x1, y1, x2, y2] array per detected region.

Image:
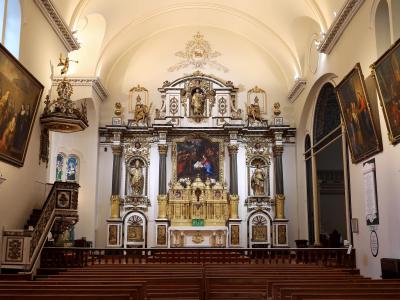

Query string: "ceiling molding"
[[34, 0, 80, 51], [317, 0, 365, 54], [287, 78, 307, 103], [53, 77, 109, 102]]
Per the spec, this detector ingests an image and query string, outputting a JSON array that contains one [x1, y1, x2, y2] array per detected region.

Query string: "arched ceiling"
[[52, 0, 346, 90]]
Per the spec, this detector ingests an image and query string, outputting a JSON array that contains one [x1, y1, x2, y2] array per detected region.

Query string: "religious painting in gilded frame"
[[0, 43, 44, 167], [336, 63, 382, 163], [371, 38, 400, 145], [0, 45, 43, 167], [172, 134, 223, 184]]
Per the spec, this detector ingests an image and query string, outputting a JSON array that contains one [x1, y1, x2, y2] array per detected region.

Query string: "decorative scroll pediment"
[[156, 72, 241, 126]]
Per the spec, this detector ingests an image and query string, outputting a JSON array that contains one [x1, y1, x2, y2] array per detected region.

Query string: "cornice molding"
[[317, 0, 365, 54], [287, 78, 307, 103], [53, 77, 109, 102], [34, 0, 80, 52]]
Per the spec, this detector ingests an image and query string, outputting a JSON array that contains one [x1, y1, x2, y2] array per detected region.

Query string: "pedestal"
[[272, 219, 289, 247], [107, 219, 122, 247], [227, 219, 241, 247]]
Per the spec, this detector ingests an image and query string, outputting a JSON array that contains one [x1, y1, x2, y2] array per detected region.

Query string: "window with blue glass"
[[0, 0, 21, 58]]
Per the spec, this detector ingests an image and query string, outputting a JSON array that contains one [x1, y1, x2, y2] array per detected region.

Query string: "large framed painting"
[[336, 63, 382, 163], [371, 38, 400, 145], [172, 135, 224, 183], [0, 44, 43, 167]]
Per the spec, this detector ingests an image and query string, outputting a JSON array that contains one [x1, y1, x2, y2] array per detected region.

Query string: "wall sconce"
[[0, 171, 6, 185]]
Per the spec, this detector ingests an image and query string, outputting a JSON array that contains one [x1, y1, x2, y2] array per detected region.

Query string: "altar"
[[169, 226, 227, 248], [103, 71, 294, 249]]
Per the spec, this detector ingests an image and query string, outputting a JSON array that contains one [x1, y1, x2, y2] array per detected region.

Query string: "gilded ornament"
[[273, 145, 284, 156], [114, 102, 122, 116], [273, 102, 281, 116], [230, 225, 240, 245], [110, 195, 121, 219], [168, 32, 229, 72], [57, 53, 78, 76], [192, 231, 204, 244], [133, 95, 151, 124], [275, 194, 286, 219], [158, 144, 168, 156], [124, 141, 150, 163], [227, 144, 238, 155]]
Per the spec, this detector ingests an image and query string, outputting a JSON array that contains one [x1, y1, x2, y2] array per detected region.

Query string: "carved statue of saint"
[[129, 159, 144, 195], [247, 96, 262, 122], [191, 88, 205, 116], [251, 163, 265, 195], [134, 95, 151, 123]]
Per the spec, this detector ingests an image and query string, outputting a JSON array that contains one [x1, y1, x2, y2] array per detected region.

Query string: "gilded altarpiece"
[[169, 135, 228, 227], [100, 72, 295, 249]]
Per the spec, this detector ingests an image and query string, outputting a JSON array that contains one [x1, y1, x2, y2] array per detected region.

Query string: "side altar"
[[99, 72, 295, 248]]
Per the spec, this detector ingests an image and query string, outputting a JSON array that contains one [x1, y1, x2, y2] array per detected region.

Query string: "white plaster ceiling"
[[53, 0, 347, 90]]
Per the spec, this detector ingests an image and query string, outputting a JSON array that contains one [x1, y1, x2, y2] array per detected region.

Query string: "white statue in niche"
[[128, 159, 144, 195]]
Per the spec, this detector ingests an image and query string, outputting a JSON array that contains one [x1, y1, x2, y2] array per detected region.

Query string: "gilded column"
[[157, 144, 168, 219], [110, 145, 122, 219], [273, 144, 285, 219], [228, 144, 239, 219]]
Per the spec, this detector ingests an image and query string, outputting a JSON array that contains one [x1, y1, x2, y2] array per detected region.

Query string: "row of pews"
[[1, 263, 400, 299]]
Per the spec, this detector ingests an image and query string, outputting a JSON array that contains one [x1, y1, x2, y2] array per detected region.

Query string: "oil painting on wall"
[[371, 38, 400, 145], [0, 44, 43, 167], [336, 63, 382, 163], [176, 137, 220, 183]]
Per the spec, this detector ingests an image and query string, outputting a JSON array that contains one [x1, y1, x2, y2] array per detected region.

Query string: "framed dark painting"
[[173, 136, 223, 183], [0, 44, 43, 167], [371, 38, 400, 145], [336, 63, 382, 163]]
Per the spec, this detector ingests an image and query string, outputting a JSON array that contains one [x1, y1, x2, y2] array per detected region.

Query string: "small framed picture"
[[351, 218, 359, 233], [112, 117, 122, 126], [274, 117, 283, 125]]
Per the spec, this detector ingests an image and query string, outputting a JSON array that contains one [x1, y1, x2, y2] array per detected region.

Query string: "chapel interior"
[[0, 0, 400, 298]]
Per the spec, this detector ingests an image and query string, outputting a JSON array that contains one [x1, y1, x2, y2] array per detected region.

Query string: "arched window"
[[375, 0, 391, 56], [313, 83, 341, 145], [0, 0, 21, 58], [55, 153, 65, 181], [66, 155, 79, 182], [309, 82, 349, 247]]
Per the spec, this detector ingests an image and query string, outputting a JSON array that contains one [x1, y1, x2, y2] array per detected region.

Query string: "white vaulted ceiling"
[[52, 0, 346, 91]]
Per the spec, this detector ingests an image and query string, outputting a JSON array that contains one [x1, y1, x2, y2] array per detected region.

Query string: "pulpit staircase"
[[0, 182, 80, 275]]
